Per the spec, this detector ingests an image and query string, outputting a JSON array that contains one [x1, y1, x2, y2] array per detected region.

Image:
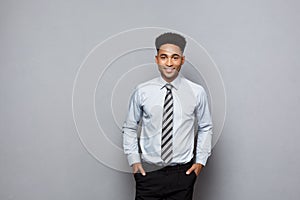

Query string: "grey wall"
[[1, 0, 300, 199]]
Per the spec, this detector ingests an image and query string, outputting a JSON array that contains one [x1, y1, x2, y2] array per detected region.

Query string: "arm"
[[187, 88, 213, 176], [122, 88, 145, 174]]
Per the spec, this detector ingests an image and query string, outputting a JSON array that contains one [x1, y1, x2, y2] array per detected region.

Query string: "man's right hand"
[[132, 163, 146, 176]]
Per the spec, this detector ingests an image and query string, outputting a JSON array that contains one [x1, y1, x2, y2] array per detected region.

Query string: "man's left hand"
[[186, 163, 203, 176]]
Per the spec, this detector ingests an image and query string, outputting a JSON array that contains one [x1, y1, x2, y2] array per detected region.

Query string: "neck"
[[162, 74, 178, 83]]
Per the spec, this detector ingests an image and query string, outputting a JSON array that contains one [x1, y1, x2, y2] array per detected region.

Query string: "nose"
[[166, 58, 172, 67]]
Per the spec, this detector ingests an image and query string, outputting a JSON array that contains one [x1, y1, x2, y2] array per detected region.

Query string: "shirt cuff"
[[195, 153, 211, 166], [127, 153, 141, 166]]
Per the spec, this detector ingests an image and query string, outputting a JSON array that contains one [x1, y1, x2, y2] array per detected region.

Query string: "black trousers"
[[134, 161, 197, 200]]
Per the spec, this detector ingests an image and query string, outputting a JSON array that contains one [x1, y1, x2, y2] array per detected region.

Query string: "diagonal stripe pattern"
[[161, 84, 173, 163]]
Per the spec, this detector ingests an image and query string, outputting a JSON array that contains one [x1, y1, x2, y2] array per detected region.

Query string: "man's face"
[[155, 43, 185, 83]]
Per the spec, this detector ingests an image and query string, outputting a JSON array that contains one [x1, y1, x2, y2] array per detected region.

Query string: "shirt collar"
[[159, 74, 182, 90]]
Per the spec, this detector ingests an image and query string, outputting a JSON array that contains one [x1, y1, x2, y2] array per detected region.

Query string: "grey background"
[[1, 0, 299, 199]]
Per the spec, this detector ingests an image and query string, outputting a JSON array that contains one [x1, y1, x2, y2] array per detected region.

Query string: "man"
[[123, 32, 213, 200]]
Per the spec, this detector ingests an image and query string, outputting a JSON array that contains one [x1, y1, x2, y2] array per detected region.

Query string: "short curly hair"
[[155, 32, 187, 53]]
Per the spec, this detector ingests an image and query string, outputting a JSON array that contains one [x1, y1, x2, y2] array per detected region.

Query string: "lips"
[[164, 67, 175, 73]]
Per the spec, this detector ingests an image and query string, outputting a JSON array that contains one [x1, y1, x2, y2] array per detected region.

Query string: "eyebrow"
[[159, 53, 181, 57]]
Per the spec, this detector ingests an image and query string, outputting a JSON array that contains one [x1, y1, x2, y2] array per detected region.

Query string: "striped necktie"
[[161, 84, 173, 163]]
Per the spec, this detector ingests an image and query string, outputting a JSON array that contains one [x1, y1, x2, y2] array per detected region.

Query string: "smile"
[[164, 67, 175, 73]]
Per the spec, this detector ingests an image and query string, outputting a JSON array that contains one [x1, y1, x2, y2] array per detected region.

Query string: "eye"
[[160, 55, 166, 59], [173, 56, 179, 60]]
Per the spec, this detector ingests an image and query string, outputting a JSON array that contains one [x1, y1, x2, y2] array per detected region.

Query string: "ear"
[[155, 55, 158, 64], [181, 56, 185, 65]]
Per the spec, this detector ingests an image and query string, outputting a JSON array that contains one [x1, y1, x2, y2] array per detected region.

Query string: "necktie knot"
[[165, 84, 172, 91]]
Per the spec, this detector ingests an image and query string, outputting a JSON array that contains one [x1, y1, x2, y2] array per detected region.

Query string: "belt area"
[[142, 160, 193, 172]]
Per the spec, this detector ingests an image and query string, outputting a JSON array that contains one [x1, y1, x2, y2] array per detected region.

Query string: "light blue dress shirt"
[[123, 75, 213, 166]]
